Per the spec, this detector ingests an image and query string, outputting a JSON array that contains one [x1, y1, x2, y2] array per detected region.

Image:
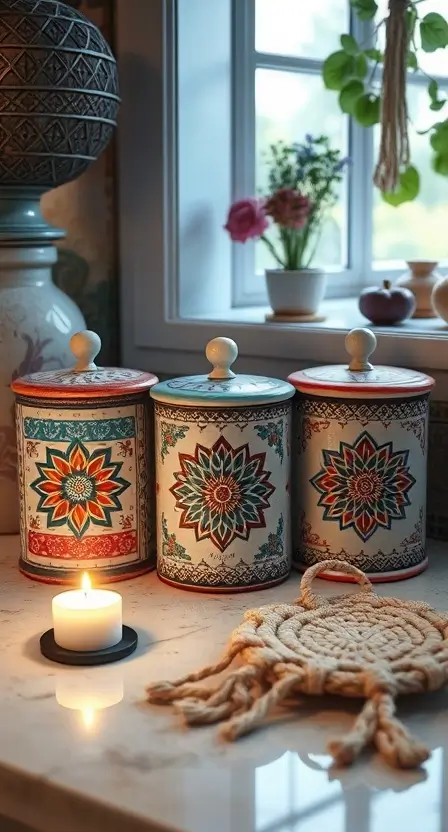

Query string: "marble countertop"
[[2, 537, 448, 832]]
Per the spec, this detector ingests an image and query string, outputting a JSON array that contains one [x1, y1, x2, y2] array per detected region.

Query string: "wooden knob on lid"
[[345, 327, 377, 372], [206, 337, 238, 380], [70, 330, 101, 373]]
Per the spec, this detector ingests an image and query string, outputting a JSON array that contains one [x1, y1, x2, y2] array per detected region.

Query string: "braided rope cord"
[[147, 559, 448, 769], [374, 0, 411, 192]]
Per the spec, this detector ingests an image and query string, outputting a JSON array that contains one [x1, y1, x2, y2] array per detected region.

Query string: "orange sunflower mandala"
[[31, 439, 131, 539]]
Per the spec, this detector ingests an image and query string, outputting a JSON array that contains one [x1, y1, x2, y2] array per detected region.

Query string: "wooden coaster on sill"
[[265, 311, 327, 323]]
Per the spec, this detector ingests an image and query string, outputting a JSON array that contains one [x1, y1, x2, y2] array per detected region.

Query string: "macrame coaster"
[[147, 560, 448, 770]]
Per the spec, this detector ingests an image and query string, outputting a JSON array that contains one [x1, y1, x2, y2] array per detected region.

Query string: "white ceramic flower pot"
[[265, 268, 327, 316]]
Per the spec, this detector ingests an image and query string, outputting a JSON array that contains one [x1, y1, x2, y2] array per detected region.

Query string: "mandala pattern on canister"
[[30, 439, 130, 539], [170, 435, 275, 552], [310, 430, 416, 542]]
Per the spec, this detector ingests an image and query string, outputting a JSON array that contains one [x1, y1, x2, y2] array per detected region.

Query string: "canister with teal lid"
[[151, 336, 295, 591]]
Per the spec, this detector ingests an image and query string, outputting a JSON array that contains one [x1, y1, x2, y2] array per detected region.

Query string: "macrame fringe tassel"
[[147, 654, 430, 769], [373, 0, 410, 193], [328, 693, 429, 769]]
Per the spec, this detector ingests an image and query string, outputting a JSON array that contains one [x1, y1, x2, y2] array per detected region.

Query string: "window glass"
[[255, 0, 349, 60], [372, 82, 448, 264], [255, 68, 348, 271]]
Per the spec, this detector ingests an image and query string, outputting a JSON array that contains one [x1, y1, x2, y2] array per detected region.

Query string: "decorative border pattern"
[[296, 394, 429, 426], [154, 401, 290, 432], [158, 555, 290, 588], [24, 417, 135, 442], [297, 544, 426, 574], [28, 530, 137, 559], [400, 418, 426, 454]]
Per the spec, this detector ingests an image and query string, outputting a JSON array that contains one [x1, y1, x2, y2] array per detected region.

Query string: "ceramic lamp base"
[[265, 312, 327, 323], [40, 625, 138, 665], [294, 557, 428, 583]]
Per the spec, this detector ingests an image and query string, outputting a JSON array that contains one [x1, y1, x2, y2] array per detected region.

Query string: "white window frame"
[[232, 0, 448, 307], [116, 0, 448, 383]]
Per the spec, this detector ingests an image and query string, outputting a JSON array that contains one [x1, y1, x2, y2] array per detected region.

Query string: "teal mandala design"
[[170, 436, 275, 553], [255, 420, 284, 463]]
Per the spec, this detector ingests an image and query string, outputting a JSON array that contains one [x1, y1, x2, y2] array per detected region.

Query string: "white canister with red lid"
[[287, 328, 435, 582]]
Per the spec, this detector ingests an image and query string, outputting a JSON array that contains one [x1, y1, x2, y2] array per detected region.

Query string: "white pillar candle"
[[52, 573, 122, 652]]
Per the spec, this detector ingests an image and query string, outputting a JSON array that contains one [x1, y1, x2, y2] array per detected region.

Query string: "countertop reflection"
[[1, 536, 448, 832]]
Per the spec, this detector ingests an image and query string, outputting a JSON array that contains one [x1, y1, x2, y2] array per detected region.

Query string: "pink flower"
[[224, 198, 268, 243], [265, 188, 311, 230]]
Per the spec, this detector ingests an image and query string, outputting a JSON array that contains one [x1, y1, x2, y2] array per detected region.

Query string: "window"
[[233, 0, 448, 306], [117, 0, 448, 379]]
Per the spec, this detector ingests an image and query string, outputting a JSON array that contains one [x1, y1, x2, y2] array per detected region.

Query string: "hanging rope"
[[374, 0, 411, 192]]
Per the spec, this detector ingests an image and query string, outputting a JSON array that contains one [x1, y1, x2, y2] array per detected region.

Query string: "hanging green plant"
[[322, 0, 448, 205]]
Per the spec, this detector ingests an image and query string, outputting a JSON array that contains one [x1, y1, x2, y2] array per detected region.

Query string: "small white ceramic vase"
[[265, 268, 327, 316], [431, 275, 448, 323], [396, 261, 441, 318]]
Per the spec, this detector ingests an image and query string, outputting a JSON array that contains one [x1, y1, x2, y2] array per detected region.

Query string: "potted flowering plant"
[[224, 135, 349, 317]]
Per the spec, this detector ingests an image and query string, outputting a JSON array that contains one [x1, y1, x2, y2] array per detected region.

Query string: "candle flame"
[[81, 572, 91, 593], [81, 707, 95, 729]]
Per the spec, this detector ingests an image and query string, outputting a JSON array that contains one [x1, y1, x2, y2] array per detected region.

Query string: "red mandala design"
[[310, 431, 416, 542]]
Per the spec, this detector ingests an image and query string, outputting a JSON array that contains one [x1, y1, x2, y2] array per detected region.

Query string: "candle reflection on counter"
[[55, 671, 124, 730]]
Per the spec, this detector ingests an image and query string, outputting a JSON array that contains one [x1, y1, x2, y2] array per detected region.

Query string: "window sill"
[[190, 297, 448, 335], [128, 297, 448, 385]]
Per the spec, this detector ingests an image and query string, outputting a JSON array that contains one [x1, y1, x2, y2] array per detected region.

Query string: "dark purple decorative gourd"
[[359, 280, 416, 325]]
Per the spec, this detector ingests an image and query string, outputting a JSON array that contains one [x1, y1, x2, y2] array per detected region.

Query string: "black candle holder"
[[40, 626, 138, 666]]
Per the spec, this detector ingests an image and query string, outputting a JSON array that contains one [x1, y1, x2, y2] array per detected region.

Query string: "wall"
[[41, 0, 119, 365]]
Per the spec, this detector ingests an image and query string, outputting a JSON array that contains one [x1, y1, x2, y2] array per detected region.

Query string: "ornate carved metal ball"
[[0, 0, 120, 192]]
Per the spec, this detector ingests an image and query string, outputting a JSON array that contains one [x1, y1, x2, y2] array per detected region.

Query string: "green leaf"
[[430, 121, 448, 152], [339, 80, 364, 115], [430, 99, 446, 111], [364, 47, 383, 62], [407, 51, 418, 70], [420, 13, 448, 53], [351, 0, 378, 21], [382, 166, 420, 206], [322, 51, 355, 90], [354, 93, 381, 126], [433, 152, 448, 175], [354, 53, 368, 78], [429, 79, 439, 100], [340, 34, 358, 55]]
